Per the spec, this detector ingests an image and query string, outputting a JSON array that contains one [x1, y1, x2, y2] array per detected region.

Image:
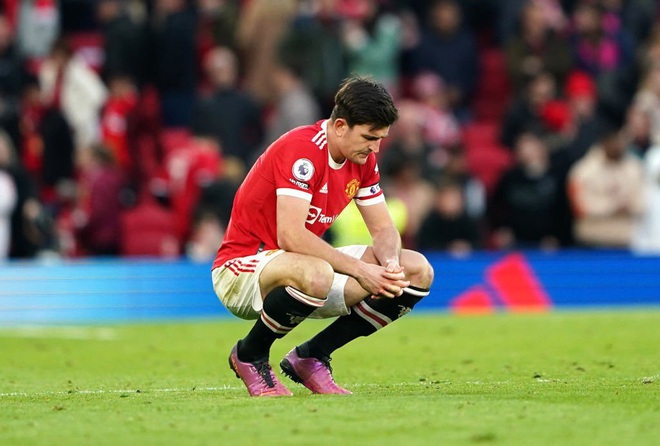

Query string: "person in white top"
[[0, 171, 16, 258], [632, 144, 660, 253]]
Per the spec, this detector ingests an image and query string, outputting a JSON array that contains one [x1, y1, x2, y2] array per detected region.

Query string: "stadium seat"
[[472, 48, 512, 121], [462, 120, 513, 195], [120, 199, 180, 257], [465, 143, 513, 195], [462, 121, 500, 147]]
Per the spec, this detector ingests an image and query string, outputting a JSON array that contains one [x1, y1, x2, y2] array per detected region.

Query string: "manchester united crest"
[[345, 179, 360, 199]]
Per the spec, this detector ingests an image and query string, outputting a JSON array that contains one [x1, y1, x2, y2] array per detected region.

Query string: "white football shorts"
[[211, 245, 368, 320]]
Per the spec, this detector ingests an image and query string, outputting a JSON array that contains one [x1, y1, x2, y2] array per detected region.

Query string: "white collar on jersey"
[[323, 120, 346, 170]]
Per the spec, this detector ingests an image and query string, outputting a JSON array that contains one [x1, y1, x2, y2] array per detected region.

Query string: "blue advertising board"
[[1, 250, 659, 325]]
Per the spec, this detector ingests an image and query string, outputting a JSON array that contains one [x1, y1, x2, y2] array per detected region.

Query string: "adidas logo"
[[450, 253, 551, 314], [319, 183, 328, 194]]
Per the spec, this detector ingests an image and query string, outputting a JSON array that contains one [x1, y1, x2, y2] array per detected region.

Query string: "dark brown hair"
[[330, 76, 398, 130]]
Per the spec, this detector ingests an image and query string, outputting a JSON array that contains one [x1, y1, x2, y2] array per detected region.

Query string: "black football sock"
[[298, 285, 430, 359], [237, 286, 324, 363]]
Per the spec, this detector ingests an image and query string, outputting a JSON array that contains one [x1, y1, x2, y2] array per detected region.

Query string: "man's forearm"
[[370, 225, 402, 267], [279, 228, 364, 277]]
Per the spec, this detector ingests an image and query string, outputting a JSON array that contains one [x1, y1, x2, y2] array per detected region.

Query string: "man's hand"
[[356, 261, 410, 299]]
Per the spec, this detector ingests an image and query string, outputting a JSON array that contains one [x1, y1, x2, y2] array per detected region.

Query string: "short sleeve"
[[355, 155, 385, 206], [273, 143, 322, 202]]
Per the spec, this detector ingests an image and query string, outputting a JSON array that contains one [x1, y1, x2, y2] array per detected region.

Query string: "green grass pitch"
[[1, 311, 658, 445]]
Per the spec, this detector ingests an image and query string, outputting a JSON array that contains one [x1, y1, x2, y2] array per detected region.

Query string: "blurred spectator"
[[440, 146, 486, 220], [410, 72, 461, 155], [100, 74, 139, 172], [416, 178, 480, 255], [39, 37, 107, 149], [237, 0, 297, 104], [0, 91, 20, 160], [340, 0, 401, 93], [38, 106, 74, 204], [328, 197, 407, 247], [490, 131, 564, 250], [125, 85, 165, 190], [0, 13, 26, 108], [504, 0, 572, 93], [96, 0, 148, 85], [151, 0, 197, 127], [60, 0, 97, 32], [406, 0, 478, 113], [279, 0, 348, 112], [0, 129, 48, 258], [625, 103, 651, 156], [562, 70, 600, 162], [379, 100, 438, 181], [501, 71, 556, 149], [0, 165, 17, 259], [0, 12, 24, 149], [567, 120, 645, 248], [76, 145, 127, 255], [632, 143, 660, 253], [186, 209, 225, 262], [161, 135, 223, 241], [196, 0, 240, 56], [381, 149, 434, 248], [191, 46, 263, 167], [16, 0, 60, 68], [631, 62, 660, 148], [600, 0, 657, 46], [264, 61, 321, 148], [17, 77, 44, 179], [195, 176, 238, 232], [570, 1, 633, 79], [639, 25, 660, 69], [497, 0, 567, 45]]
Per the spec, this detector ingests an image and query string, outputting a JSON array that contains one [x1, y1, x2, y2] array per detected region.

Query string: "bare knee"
[[295, 258, 334, 298], [400, 250, 434, 289]]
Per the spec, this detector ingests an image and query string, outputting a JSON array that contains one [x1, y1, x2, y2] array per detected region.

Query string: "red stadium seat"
[[465, 143, 513, 195], [472, 48, 512, 121], [462, 121, 500, 147], [120, 200, 180, 257]]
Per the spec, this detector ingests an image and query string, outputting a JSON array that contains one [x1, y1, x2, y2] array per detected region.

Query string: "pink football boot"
[[280, 348, 352, 395], [229, 344, 293, 397]]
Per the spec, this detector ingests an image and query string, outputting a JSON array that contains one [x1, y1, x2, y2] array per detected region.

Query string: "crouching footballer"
[[211, 76, 434, 396]]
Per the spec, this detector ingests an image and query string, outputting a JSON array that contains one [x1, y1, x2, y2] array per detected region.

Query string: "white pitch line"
[[0, 326, 118, 341], [0, 386, 240, 398], [0, 382, 438, 398]]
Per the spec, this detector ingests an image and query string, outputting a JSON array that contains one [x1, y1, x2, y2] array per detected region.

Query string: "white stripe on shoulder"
[[355, 195, 386, 206], [312, 121, 328, 149], [276, 188, 313, 201], [312, 130, 324, 143]]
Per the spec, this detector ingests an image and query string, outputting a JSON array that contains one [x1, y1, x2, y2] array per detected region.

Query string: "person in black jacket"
[[150, 0, 197, 127], [417, 177, 481, 254], [96, 0, 148, 86], [191, 46, 263, 169], [489, 131, 565, 249], [0, 130, 51, 258]]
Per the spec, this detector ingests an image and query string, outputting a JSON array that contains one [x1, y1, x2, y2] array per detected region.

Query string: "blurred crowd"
[[1, 0, 660, 261]]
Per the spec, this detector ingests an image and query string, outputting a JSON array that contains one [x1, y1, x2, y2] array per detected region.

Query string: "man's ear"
[[333, 118, 348, 137]]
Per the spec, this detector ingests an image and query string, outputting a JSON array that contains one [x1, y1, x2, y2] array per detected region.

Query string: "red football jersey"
[[212, 120, 384, 269]]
